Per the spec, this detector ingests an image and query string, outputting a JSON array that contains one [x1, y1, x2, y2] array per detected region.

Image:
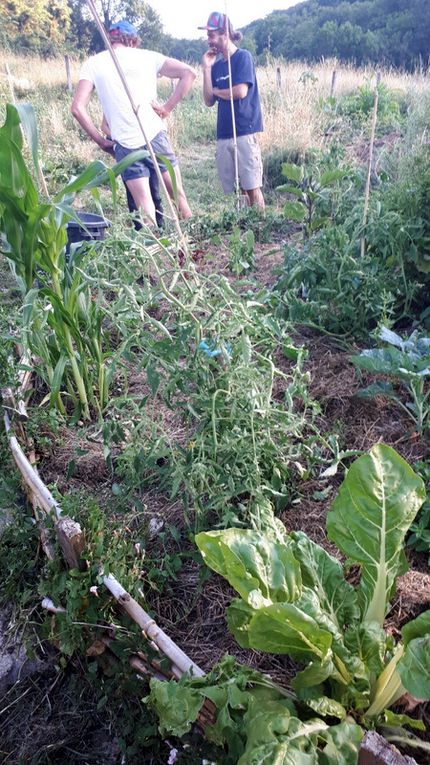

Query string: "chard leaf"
[[147, 677, 203, 737], [300, 693, 347, 720], [318, 719, 363, 765], [401, 609, 430, 645], [344, 621, 388, 676], [397, 635, 430, 699], [383, 709, 426, 731], [291, 532, 359, 634], [326, 444, 425, 625], [228, 600, 332, 660], [196, 529, 301, 606], [238, 697, 326, 765]]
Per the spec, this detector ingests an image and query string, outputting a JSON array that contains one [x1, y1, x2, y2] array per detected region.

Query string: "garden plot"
[[1, 60, 430, 764]]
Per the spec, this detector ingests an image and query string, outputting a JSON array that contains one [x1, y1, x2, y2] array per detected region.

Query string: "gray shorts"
[[215, 133, 263, 193], [114, 131, 178, 181]]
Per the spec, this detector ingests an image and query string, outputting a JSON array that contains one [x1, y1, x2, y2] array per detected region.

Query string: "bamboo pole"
[[360, 72, 380, 258], [102, 573, 204, 679]]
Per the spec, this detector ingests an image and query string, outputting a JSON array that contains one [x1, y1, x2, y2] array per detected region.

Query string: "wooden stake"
[[360, 72, 381, 258], [64, 55, 73, 93]]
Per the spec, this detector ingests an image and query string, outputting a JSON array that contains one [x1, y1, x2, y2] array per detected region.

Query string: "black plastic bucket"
[[66, 212, 110, 253]]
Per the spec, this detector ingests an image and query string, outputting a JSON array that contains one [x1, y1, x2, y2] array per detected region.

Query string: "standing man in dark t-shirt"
[[199, 11, 265, 208]]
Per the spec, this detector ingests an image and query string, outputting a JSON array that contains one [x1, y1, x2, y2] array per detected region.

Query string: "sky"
[[154, 1, 301, 40]]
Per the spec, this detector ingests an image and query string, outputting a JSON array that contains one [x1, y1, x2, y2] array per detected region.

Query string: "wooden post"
[[276, 66, 282, 90], [64, 55, 73, 92], [330, 70, 337, 97]]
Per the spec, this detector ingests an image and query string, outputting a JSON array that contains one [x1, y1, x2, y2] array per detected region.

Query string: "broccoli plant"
[[351, 327, 430, 432]]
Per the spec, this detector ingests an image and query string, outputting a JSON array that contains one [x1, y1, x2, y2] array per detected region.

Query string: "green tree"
[[2, 0, 71, 54], [67, 0, 163, 53]]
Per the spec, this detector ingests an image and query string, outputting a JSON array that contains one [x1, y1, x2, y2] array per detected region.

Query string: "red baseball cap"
[[198, 12, 226, 31]]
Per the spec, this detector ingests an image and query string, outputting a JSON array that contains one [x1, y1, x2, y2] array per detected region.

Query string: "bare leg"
[[161, 166, 192, 219], [125, 177, 156, 224], [244, 188, 265, 209]]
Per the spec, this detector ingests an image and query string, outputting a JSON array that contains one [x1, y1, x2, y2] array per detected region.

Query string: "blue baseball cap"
[[198, 12, 226, 31], [109, 20, 138, 36]]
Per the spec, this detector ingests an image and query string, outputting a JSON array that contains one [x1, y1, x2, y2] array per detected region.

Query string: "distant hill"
[[241, 0, 429, 70]]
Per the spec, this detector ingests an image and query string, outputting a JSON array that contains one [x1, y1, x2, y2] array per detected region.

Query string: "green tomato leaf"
[[327, 444, 425, 625]]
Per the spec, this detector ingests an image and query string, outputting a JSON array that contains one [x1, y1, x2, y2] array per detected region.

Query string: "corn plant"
[[0, 103, 147, 419]]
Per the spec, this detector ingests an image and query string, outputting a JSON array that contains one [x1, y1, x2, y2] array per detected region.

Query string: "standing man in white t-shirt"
[[71, 20, 196, 223]]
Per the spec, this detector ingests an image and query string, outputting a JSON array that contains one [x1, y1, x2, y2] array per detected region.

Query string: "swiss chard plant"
[[351, 326, 430, 432], [148, 445, 430, 760]]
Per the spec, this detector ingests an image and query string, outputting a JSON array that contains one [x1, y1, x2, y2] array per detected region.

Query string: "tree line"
[[243, 0, 430, 71], [1, 0, 428, 71]]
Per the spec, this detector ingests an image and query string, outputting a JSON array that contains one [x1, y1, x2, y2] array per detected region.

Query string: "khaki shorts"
[[215, 133, 263, 193]]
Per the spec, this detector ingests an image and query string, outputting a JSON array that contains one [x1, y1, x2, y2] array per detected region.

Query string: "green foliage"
[[228, 227, 255, 275], [148, 655, 363, 764], [0, 103, 149, 420], [407, 461, 430, 564], [245, 0, 430, 70], [272, 225, 397, 338], [193, 446, 430, 752], [338, 81, 405, 132], [277, 160, 349, 240], [351, 327, 430, 431]]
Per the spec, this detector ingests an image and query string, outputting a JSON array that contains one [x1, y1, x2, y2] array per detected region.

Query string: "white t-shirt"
[[79, 47, 167, 148]]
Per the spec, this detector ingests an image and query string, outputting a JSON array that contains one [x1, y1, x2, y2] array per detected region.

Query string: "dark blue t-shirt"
[[211, 48, 263, 139]]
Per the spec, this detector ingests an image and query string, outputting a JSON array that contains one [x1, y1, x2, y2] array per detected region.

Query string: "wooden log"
[[359, 731, 418, 765]]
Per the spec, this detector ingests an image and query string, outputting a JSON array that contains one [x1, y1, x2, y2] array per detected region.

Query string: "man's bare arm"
[[213, 83, 249, 100], [156, 59, 196, 116], [71, 80, 114, 153]]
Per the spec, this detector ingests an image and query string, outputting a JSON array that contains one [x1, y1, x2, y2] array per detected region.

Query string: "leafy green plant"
[[189, 446, 430, 755], [277, 161, 348, 239], [0, 103, 147, 419], [148, 655, 363, 765], [338, 81, 405, 132], [351, 326, 430, 431], [272, 225, 397, 338], [407, 461, 430, 563], [228, 226, 255, 275]]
